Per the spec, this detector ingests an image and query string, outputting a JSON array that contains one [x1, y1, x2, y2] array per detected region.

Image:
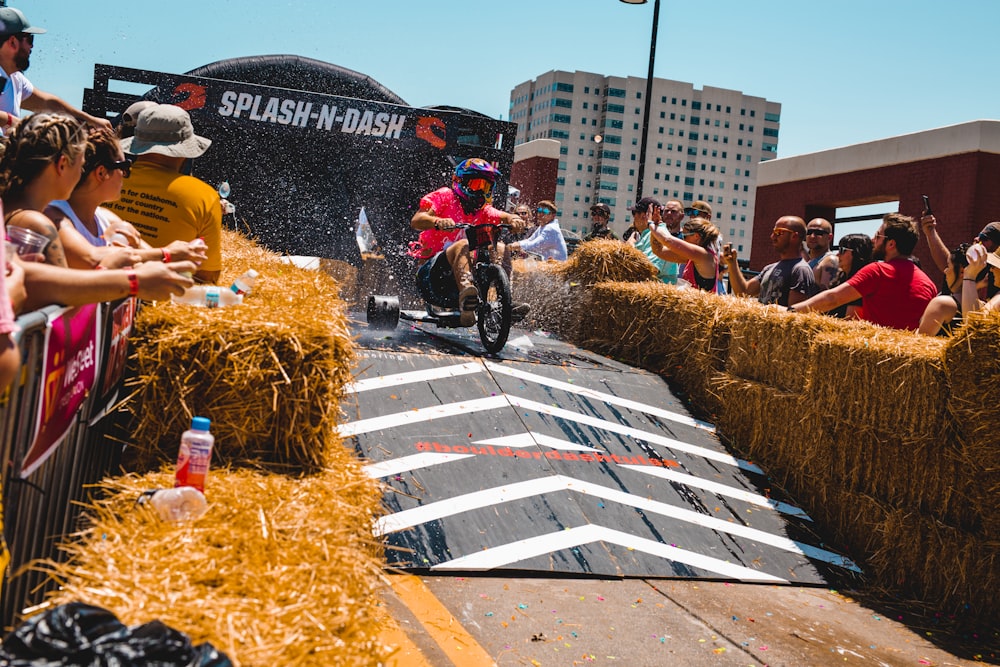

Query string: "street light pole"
[[620, 0, 660, 200]]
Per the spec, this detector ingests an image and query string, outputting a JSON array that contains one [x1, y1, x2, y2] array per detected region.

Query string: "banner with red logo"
[[21, 304, 100, 478]]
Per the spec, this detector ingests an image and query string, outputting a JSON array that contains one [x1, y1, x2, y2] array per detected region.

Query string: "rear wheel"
[[476, 265, 511, 354]]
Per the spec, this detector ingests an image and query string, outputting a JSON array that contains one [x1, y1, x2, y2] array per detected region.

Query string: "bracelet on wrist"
[[161, 248, 171, 262], [127, 271, 139, 297], [963, 278, 977, 282]]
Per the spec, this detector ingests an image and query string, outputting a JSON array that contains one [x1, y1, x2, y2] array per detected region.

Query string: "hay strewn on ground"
[[512, 242, 1000, 622], [126, 230, 355, 472], [38, 467, 387, 667]]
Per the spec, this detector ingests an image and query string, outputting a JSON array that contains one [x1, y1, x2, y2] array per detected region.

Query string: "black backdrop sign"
[[83, 56, 516, 278]]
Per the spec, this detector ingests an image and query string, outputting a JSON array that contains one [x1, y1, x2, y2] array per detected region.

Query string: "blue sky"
[[17, 0, 1000, 159]]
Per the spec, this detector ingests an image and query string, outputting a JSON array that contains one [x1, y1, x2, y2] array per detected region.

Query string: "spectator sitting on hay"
[[790, 213, 937, 331], [46, 127, 208, 270], [649, 216, 721, 293], [723, 215, 815, 307]]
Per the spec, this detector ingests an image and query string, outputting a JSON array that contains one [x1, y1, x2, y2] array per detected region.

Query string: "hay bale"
[[712, 373, 834, 486], [36, 466, 387, 666], [126, 230, 354, 472], [808, 327, 950, 437], [554, 239, 657, 285], [942, 311, 1000, 536], [724, 306, 864, 394]]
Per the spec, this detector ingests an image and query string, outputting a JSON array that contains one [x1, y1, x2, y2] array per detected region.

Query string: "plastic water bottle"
[[230, 269, 258, 296], [171, 285, 243, 307], [147, 486, 207, 522], [175, 416, 215, 493], [108, 231, 130, 247]]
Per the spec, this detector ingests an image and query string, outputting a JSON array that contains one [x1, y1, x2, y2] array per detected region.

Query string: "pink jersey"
[[408, 187, 505, 259]]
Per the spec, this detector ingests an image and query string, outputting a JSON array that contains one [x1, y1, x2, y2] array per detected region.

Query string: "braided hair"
[[77, 127, 121, 188], [0, 113, 86, 199]]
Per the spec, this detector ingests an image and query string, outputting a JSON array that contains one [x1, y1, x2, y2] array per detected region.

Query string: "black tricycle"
[[367, 223, 513, 354]]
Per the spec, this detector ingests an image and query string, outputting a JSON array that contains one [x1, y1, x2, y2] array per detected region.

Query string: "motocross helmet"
[[452, 158, 500, 212]]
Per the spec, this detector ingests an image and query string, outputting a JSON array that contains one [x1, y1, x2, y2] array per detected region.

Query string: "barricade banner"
[[91, 298, 137, 423], [20, 305, 100, 477]]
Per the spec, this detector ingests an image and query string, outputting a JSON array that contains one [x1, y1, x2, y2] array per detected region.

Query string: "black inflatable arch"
[[186, 54, 407, 106]]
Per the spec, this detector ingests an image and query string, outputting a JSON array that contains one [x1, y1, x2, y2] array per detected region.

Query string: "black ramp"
[[342, 324, 859, 583]]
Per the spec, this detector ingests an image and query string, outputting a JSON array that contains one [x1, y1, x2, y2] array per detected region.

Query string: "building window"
[[555, 82, 574, 92], [607, 87, 626, 97], [554, 98, 573, 108], [765, 112, 780, 122], [606, 103, 625, 114]]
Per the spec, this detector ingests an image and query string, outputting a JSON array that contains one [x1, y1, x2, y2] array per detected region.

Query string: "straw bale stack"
[[554, 239, 657, 285], [38, 466, 387, 666], [126, 230, 355, 472]]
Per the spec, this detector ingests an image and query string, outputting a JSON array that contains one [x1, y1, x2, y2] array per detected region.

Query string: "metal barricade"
[[0, 299, 136, 629]]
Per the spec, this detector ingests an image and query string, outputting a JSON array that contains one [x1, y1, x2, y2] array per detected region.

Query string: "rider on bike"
[[409, 158, 526, 326]]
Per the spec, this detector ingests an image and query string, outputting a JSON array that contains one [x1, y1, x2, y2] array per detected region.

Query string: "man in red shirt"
[[789, 213, 936, 330]]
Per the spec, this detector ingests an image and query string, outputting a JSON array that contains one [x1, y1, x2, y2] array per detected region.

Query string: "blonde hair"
[[683, 217, 720, 248], [0, 113, 86, 198]]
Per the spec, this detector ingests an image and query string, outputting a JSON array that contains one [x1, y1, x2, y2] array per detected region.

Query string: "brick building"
[[753, 120, 1000, 285]]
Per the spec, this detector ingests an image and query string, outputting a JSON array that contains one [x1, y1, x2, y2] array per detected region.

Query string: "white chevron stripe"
[[364, 452, 475, 479], [345, 361, 483, 394], [485, 360, 716, 432], [336, 395, 508, 437], [619, 464, 811, 521], [473, 431, 601, 452], [431, 524, 787, 583], [506, 395, 761, 474], [375, 474, 860, 572]]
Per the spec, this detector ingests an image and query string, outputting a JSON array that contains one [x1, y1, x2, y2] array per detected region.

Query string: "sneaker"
[[458, 285, 479, 326], [511, 302, 530, 323]]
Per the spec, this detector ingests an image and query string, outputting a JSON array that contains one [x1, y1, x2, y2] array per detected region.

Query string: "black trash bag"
[[0, 601, 232, 666]]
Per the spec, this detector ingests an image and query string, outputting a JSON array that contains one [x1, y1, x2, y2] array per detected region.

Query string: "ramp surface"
[[343, 318, 858, 583]]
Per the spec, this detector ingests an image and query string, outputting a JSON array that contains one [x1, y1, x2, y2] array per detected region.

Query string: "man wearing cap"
[[106, 104, 222, 283], [116, 100, 157, 139], [0, 7, 111, 134], [584, 203, 617, 241]]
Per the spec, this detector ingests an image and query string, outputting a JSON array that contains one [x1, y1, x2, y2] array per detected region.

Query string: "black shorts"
[[416, 251, 458, 307]]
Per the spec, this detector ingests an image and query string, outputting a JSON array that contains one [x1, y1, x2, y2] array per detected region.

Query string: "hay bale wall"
[[513, 249, 1000, 620]]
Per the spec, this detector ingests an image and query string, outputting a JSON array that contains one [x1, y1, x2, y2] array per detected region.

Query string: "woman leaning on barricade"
[[648, 215, 721, 292], [0, 114, 195, 314]]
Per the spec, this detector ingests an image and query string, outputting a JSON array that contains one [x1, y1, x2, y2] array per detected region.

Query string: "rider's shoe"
[[511, 302, 530, 323], [458, 285, 479, 326]]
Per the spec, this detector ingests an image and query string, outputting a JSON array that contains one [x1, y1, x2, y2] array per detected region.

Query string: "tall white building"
[[508, 70, 780, 252]]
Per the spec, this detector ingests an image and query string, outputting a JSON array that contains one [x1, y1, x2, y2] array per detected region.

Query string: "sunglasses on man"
[[805, 229, 830, 236], [537, 207, 554, 215]]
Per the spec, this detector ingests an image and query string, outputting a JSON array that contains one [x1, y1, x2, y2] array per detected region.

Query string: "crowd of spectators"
[[0, 8, 229, 396]]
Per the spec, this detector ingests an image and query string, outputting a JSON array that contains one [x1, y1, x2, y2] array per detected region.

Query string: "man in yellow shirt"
[[107, 104, 221, 283]]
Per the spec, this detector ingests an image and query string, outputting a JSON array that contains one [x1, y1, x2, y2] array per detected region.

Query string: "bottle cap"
[[191, 416, 211, 431], [245, 269, 259, 279]]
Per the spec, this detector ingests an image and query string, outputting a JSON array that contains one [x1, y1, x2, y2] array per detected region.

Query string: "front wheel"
[[475, 264, 512, 354]]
